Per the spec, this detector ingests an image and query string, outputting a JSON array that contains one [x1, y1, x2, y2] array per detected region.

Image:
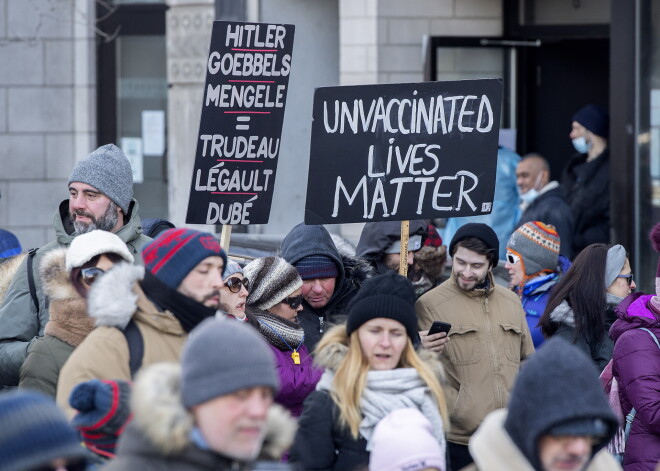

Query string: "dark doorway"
[[519, 38, 609, 180]]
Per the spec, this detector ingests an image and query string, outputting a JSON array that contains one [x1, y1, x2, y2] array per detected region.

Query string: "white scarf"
[[317, 368, 446, 454]]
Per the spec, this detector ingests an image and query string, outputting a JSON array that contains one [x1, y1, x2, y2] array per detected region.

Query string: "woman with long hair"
[[289, 270, 448, 471], [539, 243, 635, 371]]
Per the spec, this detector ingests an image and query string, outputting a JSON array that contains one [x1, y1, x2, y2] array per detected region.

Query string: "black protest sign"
[[186, 21, 295, 225], [304, 79, 502, 225]]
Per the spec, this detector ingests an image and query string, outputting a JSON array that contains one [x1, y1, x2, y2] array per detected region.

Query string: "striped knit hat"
[[293, 255, 339, 280], [142, 228, 227, 289], [0, 390, 88, 471], [69, 379, 132, 459], [244, 256, 302, 310], [507, 222, 560, 278]]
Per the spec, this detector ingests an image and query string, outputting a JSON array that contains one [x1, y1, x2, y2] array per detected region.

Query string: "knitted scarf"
[[251, 311, 305, 352], [140, 270, 217, 333], [317, 367, 446, 454]]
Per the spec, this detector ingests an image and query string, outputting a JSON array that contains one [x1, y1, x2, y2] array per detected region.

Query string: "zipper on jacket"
[[319, 316, 325, 334]]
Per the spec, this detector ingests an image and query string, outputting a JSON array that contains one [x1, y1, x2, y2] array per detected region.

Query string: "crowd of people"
[[0, 103, 658, 471]]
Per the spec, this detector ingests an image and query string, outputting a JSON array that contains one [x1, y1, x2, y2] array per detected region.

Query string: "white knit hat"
[[65, 230, 134, 272]]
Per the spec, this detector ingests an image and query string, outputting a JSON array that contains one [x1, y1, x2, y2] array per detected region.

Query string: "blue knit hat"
[[0, 229, 21, 258], [142, 228, 228, 289], [573, 104, 609, 138], [293, 255, 339, 280], [0, 390, 88, 471], [68, 144, 134, 214]]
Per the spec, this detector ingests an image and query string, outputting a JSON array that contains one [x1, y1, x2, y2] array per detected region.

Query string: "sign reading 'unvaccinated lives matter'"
[[186, 21, 295, 225], [304, 79, 503, 225]]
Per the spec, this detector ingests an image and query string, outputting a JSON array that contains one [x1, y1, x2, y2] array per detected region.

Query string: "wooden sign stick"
[[220, 224, 232, 254], [399, 220, 409, 277]]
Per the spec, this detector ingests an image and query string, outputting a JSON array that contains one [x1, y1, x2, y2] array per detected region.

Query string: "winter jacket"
[[610, 293, 660, 470], [56, 262, 186, 418], [443, 146, 521, 261], [462, 409, 620, 471], [281, 222, 372, 351], [101, 363, 298, 471], [561, 149, 610, 254], [517, 182, 575, 259], [251, 310, 322, 417], [289, 334, 446, 471], [0, 199, 151, 386], [416, 272, 534, 445], [546, 300, 618, 372], [19, 248, 94, 397], [517, 273, 559, 348]]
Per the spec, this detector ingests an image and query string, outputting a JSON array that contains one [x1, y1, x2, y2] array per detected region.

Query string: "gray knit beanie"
[[604, 244, 626, 288], [181, 317, 279, 408], [68, 144, 134, 214], [507, 222, 560, 277], [244, 257, 302, 310]]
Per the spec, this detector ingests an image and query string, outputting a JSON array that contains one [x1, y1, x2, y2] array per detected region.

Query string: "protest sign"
[[186, 21, 295, 225], [304, 79, 502, 225]]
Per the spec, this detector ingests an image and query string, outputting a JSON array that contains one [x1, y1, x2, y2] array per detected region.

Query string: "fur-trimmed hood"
[[0, 253, 26, 305], [548, 299, 575, 327], [129, 363, 297, 459], [87, 262, 144, 329], [39, 248, 77, 300]]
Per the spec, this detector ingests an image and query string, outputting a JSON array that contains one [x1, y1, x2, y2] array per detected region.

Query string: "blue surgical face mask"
[[572, 136, 592, 154], [520, 188, 539, 205]]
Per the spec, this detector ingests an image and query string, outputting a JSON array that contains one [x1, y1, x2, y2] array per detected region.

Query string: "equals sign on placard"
[[236, 116, 250, 131]]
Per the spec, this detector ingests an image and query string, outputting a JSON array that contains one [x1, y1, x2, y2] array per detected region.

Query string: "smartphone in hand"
[[428, 321, 451, 336]]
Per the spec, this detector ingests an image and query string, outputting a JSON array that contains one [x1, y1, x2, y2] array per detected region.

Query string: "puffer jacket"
[[416, 272, 534, 445], [250, 310, 322, 417], [102, 363, 298, 471], [280, 222, 372, 351], [289, 334, 446, 471], [610, 293, 660, 470], [0, 199, 151, 386], [19, 248, 94, 397], [56, 262, 186, 418]]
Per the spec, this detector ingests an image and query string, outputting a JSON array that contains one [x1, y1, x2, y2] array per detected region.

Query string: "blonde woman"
[[289, 271, 448, 471]]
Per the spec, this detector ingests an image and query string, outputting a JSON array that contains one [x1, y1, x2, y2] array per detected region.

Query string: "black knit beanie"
[[346, 271, 418, 341], [449, 223, 499, 268]]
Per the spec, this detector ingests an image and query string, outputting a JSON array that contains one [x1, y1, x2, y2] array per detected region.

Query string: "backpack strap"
[[121, 319, 144, 378], [27, 248, 39, 314]]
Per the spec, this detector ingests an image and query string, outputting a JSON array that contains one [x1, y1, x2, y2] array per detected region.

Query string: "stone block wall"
[[0, 0, 96, 249]]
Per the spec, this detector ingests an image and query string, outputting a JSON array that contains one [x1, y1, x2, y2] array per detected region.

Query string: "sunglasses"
[[80, 267, 105, 285], [29, 459, 87, 471], [282, 294, 303, 310], [506, 252, 521, 265], [225, 276, 249, 293], [616, 273, 634, 286]]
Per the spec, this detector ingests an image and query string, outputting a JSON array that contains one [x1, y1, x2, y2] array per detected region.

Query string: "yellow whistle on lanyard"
[[291, 350, 301, 365]]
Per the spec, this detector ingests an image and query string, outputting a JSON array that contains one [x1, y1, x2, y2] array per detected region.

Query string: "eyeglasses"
[[29, 459, 88, 471], [506, 252, 521, 265], [225, 276, 249, 293], [616, 273, 634, 286], [80, 267, 105, 285], [282, 294, 303, 310]]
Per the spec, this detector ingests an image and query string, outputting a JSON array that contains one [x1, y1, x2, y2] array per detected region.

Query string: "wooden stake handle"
[[220, 225, 232, 253], [399, 220, 409, 277]]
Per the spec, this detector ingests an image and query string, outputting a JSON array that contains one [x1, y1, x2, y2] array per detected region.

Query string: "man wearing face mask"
[[516, 154, 574, 259], [561, 104, 610, 256]]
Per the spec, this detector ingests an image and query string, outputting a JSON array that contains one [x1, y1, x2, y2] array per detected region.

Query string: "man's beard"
[[70, 201, 119, 234]]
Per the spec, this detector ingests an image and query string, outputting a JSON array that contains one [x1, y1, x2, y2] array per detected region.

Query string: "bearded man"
[[0, 144, 151, 386], [416, 222, 534, 470]]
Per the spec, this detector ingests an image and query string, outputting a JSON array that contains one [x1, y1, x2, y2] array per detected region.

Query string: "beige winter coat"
[[56, 263, 186, 418], [416, 272, 535, 445]]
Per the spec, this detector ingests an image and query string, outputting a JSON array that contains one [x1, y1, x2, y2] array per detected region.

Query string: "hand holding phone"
[[427, 321, 451, 336]]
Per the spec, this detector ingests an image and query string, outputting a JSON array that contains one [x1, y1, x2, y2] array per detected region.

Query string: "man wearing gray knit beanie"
[[0, 143, 151, 387]]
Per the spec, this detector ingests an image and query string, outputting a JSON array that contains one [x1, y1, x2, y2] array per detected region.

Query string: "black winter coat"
[[289, 390, 369, 471], [561, 149, 610, 255], [518, 184, 575, 259]]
